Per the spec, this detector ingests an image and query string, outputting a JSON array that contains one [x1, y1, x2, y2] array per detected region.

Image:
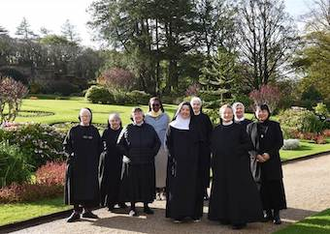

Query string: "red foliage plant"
[[249, 84, 281, 112], [185, 83, 201, 97], [100, 67, 135, 91], [0, 161, 66, 203]]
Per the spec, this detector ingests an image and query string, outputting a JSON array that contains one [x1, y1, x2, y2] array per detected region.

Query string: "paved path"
[[10, 154, 330, 234]]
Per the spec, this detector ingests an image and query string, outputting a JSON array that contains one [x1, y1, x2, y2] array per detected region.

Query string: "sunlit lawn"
[[274, 209, 330, 234], [281, 139, 330, 161], [16, 97, 177, 125], [0, 197, 70, 226]]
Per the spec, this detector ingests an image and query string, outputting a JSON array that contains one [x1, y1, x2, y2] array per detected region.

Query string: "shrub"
[[0, 123, 65, 170], [126, 90, 151, 105], [313, 102, 329, 118], [85, 85, 114, 104], [322, 129, 330, 137], [278, 109, 325, 133], [43, 81, 80, 96], [0, 142, 31, 188], [282, 139, 300, 150], [112, 90, 129, 105], [0, 161, 65, 203], [35, 161, 65, 186]]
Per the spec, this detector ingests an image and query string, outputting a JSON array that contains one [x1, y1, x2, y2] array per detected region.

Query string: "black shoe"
[[232, 223, 246, 230], [108, 205, 115, 212], [143, 206, 154, 214], [129, 209, 137, 216], [219, 219, 230, 225], [67, 212, 80, 223], [82, 211, 99, 219], [273, 210, 282, 225], [262, 210, 273, 222], [118, 203, 127, 209]]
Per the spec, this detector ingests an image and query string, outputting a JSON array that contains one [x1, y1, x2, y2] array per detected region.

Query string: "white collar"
[[169, 115, 190, 130], [235, 116, 245, 122], [133, 121, 144, 126], [222, 121, 233, 126]]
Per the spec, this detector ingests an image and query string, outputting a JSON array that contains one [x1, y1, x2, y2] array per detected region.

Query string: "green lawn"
[[15, 97, 177, 125], [281, 140, 330, 161], [0, 197, 70, 226], [274, 209, 330, 234]]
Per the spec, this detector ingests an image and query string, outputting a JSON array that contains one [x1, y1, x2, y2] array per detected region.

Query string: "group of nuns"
[[63, 97, 286, 230]]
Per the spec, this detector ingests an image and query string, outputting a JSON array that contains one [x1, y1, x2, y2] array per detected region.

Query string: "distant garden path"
[[11, 154, 330, 234]]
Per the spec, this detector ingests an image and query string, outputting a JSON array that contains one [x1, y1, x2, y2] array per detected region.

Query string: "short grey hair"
[[190, 96, 202, 106], [109, 113, 121, 121]]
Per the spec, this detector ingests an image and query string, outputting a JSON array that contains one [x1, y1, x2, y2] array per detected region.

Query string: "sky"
[[0, 0, 316, 49]]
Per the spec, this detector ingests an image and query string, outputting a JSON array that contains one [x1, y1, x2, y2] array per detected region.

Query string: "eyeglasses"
[[152, 104, 160, 107]]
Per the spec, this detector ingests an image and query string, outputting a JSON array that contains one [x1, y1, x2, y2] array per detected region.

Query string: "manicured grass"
[[0, 197, 70, 226], [15, 97, 177, 125], [280, 140, 330, 161], [274, 209, 330, 234]]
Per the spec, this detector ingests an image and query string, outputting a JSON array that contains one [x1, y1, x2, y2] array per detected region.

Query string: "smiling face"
[[221, 107, 234, 123], [180, 104, 191, 119], [235, 105, 244, 119], [150, 99, 161, 112], [79, 109, 91, 126], [133, 110, 144, 124], [109, 116, 121, 130], [256, 108, 269, 122], [191, 99, 201, 115]]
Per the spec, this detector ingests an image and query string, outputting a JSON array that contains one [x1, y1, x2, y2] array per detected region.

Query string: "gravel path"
[[9, 154, 330, 234]]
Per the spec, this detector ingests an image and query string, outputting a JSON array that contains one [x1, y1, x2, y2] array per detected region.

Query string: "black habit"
[[63, 125, 102, 206], [235, 118, 253, 128], [117, 122, 161, 203], [208, 123, 263, 224], [99, 127, 123, 207], [247, 120, 287, 211], [165, 124, 204, 220], [195, 112, 213, 190]]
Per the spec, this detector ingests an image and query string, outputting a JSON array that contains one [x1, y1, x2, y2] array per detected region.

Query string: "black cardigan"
[[247, 120, 284, 180]]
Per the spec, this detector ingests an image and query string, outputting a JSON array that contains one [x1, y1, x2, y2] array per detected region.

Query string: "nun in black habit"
[[246, 104, 287, 225], [63, 108, 103, 222], [208, 104, 263, 230], [190, 97, 213, 201], [165, 102, 204, 223], [99, 113, 127, 211], [117, 107, 161, 217]]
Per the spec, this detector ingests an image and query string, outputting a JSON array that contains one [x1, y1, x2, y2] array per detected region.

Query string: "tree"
[[0, 77, 29, 123], [15, 17, 36, 40], [293, 0, 330, 102], [236, 0, 298, 90], [199, 48, 236, 107], [61, 19, 81, 43], [302, 0, 330, 32], [294, 31, 330, 101]]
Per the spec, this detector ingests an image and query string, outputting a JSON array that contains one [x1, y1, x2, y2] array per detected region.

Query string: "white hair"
[[109, 113, 121, 121], [79, 108, 91, 116], [232, 102, 245, 112], [190, 96, 202, 106]]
